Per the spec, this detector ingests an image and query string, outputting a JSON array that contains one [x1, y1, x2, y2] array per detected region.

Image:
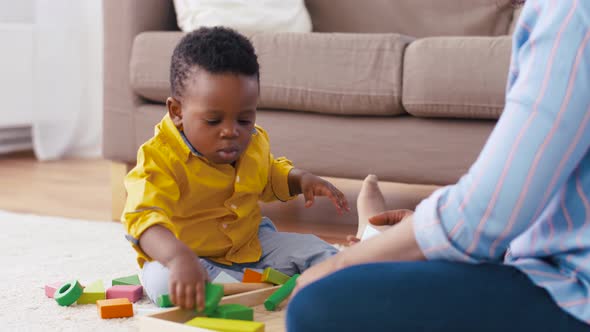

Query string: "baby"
[[122, 27, 349, 310]]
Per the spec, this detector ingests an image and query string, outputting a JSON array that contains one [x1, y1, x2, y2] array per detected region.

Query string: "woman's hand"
[[369, 209, 414, 226], [346, 209, 415, 245]]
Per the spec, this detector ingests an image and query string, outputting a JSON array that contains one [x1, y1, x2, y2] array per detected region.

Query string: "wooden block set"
[[141, 285, 290, 332], [46, 268, 299, 330], [149, 268, 299, 331], [45, 274, 143, 319]]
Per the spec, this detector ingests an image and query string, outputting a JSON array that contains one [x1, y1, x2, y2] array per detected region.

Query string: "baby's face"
[[170, 69, 258, 164]]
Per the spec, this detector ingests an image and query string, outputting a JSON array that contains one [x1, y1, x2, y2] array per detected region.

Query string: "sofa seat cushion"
[[402, 36, 512, 120], [130, 31, 412, 116]]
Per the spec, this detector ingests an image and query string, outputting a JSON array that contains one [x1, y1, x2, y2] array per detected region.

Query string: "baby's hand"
[[300, 173, 350, 214], [167, 253, 208, 310]]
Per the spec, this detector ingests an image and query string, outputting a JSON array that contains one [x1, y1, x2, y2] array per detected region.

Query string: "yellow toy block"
[[77, 280, 106, 304], [185, 317, 264, 332], [261, 268, 290, 285]]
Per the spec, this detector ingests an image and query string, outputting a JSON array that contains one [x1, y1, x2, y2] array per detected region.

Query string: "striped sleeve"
[[413, 0, 590, 262]]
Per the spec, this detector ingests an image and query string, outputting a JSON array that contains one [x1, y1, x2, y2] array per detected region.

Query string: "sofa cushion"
[[402, 36, 512, 120], [129, 32, 180, 104], [305, 0, 515, 37], [132, 104, 496, 185], [130, 31, 412, 116], [253, 33, 413, 116]]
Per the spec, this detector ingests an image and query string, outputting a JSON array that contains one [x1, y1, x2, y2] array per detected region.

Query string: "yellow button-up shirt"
[[122, 114, 295, 267]]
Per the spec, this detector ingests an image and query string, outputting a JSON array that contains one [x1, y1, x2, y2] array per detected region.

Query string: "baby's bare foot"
[[356, 174, 386, 239]]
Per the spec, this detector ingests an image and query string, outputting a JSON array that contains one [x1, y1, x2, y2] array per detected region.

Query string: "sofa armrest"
[[102, 0, 177, 162]]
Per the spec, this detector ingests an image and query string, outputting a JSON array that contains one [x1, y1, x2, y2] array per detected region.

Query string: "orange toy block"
[[97, 298, 134, 319], [242, 269, 262, 283]]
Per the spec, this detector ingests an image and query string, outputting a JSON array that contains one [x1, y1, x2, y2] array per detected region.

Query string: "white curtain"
[[33, 0, 103, 160]]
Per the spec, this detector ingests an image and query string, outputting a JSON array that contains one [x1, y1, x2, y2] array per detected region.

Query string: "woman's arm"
[[414, 1, 590, 263], [296, 0, 590, 292], [294, 214, 423, 293]]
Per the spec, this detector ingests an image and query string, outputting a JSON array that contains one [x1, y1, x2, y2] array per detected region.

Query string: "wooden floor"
[[0, 151, 354, 244], [0, 151, 112, 220]]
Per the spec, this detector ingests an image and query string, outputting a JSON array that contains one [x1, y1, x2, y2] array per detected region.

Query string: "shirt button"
[[222, 224, 228, 229], [236, 176, 240, 183], [231, 204, 237, 209]]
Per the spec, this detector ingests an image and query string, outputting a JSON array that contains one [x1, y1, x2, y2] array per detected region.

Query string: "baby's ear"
[[167, 97, 183, 127]]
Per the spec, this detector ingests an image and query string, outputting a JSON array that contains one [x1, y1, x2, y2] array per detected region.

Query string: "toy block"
[[211, 303, 254, 321], [97, 298, 134, 319], [185, 317, 264, 332], [45, 281, 63, 298], [264, 274, 299, 311], [106, 285, 143, 303], [54, 280, 84, 306], [156, 294, 173, 308], [202, 283, 224, 316], [223, 282, 273, 296], [111, 274, 141, 286], [242, 269, 262, 283], [213, 271, 240, 283], [77, 280, 106, 304], [261, 268, 290, 285]]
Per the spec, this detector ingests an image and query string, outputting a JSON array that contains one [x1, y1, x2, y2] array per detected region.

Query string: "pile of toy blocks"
[[45, 267, 299, 331], [160, 268, 300, 331], [45, 274, 143, 319]]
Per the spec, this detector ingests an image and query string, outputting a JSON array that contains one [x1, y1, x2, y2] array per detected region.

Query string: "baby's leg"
[[254, 217, 339, 275], [141, 258, 238, 303], [356, 174, 387, 239], [141, 260, 172, 303]]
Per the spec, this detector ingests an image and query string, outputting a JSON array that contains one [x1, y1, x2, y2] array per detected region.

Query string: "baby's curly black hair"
[[170, 26, 259, 98]]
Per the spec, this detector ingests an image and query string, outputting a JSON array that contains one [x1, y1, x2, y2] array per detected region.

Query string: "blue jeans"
[[286, 261, 589, 332], [141, 217, 338, 303]]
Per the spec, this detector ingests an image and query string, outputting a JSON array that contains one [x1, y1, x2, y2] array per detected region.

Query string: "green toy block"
[[261, 267, 290, 285], [112, 274, 141, 286], [157, 294, 173, 308], [77, 280, 106, 304], [201, 283, 224, 316], [264, 274, 299, 311], [54, 280, 84, 306], [211, 304, 254, 321]]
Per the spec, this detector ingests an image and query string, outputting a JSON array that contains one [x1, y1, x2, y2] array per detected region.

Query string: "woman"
[[287, 1, 590, 331]]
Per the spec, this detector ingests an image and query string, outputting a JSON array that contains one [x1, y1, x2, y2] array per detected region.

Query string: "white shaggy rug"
[[0, 210, 163, 331]]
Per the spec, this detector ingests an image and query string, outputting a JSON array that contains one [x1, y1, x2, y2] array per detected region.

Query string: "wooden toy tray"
[[140, 286, 286, 332]]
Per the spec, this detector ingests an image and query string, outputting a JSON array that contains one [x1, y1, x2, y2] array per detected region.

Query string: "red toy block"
[[242, 269, 262, 283], [45, 281, 63, 298], [97, 298, 134, 319], [106, 285, 143, 303]]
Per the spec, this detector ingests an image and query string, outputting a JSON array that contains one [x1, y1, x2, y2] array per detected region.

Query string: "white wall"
[[0, 0, 103, 158], [0, 0, 35, 152], [0, 24, 33, 128]]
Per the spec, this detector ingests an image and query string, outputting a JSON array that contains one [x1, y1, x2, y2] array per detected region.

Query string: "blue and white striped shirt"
[[414, 0, 590, 324]]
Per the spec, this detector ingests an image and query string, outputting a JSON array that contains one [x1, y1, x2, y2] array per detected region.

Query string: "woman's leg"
[[286, 261, 589, 332]]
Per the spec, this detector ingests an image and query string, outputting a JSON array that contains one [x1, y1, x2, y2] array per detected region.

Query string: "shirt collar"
[[159, 113, 201, 162], [179, 130, 203, 157]]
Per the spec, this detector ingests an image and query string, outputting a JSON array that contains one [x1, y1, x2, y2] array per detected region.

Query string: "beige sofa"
[[103, 0, 520, 240]]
